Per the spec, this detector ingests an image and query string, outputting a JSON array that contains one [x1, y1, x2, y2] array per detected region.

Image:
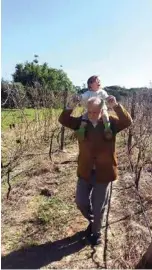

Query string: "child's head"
[[87, 75, 101, 91]]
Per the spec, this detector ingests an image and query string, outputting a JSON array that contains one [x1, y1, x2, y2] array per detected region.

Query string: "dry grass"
[[1, 136, 152, 269]]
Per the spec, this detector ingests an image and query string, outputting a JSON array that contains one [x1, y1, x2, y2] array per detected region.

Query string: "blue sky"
[[2, 0, 152, 88]]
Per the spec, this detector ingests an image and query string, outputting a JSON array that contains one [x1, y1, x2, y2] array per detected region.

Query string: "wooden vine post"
[[60, 86, 68, 150]]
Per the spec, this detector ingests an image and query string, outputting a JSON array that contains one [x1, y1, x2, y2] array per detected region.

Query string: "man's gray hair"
[[87, 97, 104, 109]]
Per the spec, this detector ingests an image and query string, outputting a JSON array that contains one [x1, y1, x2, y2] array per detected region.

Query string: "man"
[[59, 95, 132, 246]]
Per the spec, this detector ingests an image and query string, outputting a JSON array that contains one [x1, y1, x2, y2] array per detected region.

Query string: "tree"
[[104, 85, 128, 101], [122, 89, 152, 189], [1, 80, 26, 108], [12, 56, 73, 92]]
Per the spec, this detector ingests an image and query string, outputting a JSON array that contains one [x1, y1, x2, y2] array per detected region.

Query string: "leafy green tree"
[[12, 56, 73, 92]]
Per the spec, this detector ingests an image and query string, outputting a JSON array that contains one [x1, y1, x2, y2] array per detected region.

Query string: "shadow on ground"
[[2, 231, 88, 269]]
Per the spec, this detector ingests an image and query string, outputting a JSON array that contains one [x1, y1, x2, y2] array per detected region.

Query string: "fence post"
[[60, 87, 68, 150], [127, 91, 136, 153]]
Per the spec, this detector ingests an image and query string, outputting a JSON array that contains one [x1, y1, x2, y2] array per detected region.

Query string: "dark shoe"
[[89, 233, 102, 246], [85, 223, 92, 237]]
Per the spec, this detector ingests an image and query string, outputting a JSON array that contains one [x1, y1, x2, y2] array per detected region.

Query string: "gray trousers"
[[75, 170, 110, 235]]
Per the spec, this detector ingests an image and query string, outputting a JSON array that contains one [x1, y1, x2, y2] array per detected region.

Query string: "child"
[[68, 75, 112, 139]]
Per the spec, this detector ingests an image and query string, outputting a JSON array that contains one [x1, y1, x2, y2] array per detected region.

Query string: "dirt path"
[[1, 144, 152, 269]]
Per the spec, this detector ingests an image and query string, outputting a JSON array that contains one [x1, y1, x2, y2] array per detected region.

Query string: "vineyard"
[[1, 87, 152, 269]]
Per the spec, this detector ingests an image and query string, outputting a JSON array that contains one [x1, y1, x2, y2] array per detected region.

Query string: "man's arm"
[[58, 109, 81, 130], [111, 104, 133, 132], [107, 96, 132, 132]]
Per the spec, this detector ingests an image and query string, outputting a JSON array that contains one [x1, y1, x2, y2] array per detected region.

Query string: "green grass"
[[1, 108, 37, 130], [35, 196, 70, 225], [1, 108, 61, 130], [1, 107, 84, 131]]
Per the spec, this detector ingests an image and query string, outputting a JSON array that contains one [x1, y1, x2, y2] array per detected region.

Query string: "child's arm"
[[96, 89, 109, 101], [100, 89, 109, 99]]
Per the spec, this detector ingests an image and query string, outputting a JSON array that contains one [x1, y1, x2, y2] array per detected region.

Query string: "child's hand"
[[106, 95, 118, 109], [67, 94, 81, 109]]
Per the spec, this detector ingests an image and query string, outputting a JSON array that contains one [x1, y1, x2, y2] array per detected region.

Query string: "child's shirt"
[[67, 89, 108, 110], [80, 88, 109, 108]]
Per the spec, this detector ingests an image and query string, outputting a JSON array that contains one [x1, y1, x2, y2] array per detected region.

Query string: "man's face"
[[90, 77, 101, 91], [87, 103, 102, 122]]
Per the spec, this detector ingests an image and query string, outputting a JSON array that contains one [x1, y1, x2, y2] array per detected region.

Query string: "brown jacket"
[[59, 104, 132, 183]]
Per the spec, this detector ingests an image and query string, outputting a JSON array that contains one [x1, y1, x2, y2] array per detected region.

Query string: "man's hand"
[[106, 95, 118, 109]]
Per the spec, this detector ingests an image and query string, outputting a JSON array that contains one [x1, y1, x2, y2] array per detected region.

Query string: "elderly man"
[[59, 95, 132, 246]]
